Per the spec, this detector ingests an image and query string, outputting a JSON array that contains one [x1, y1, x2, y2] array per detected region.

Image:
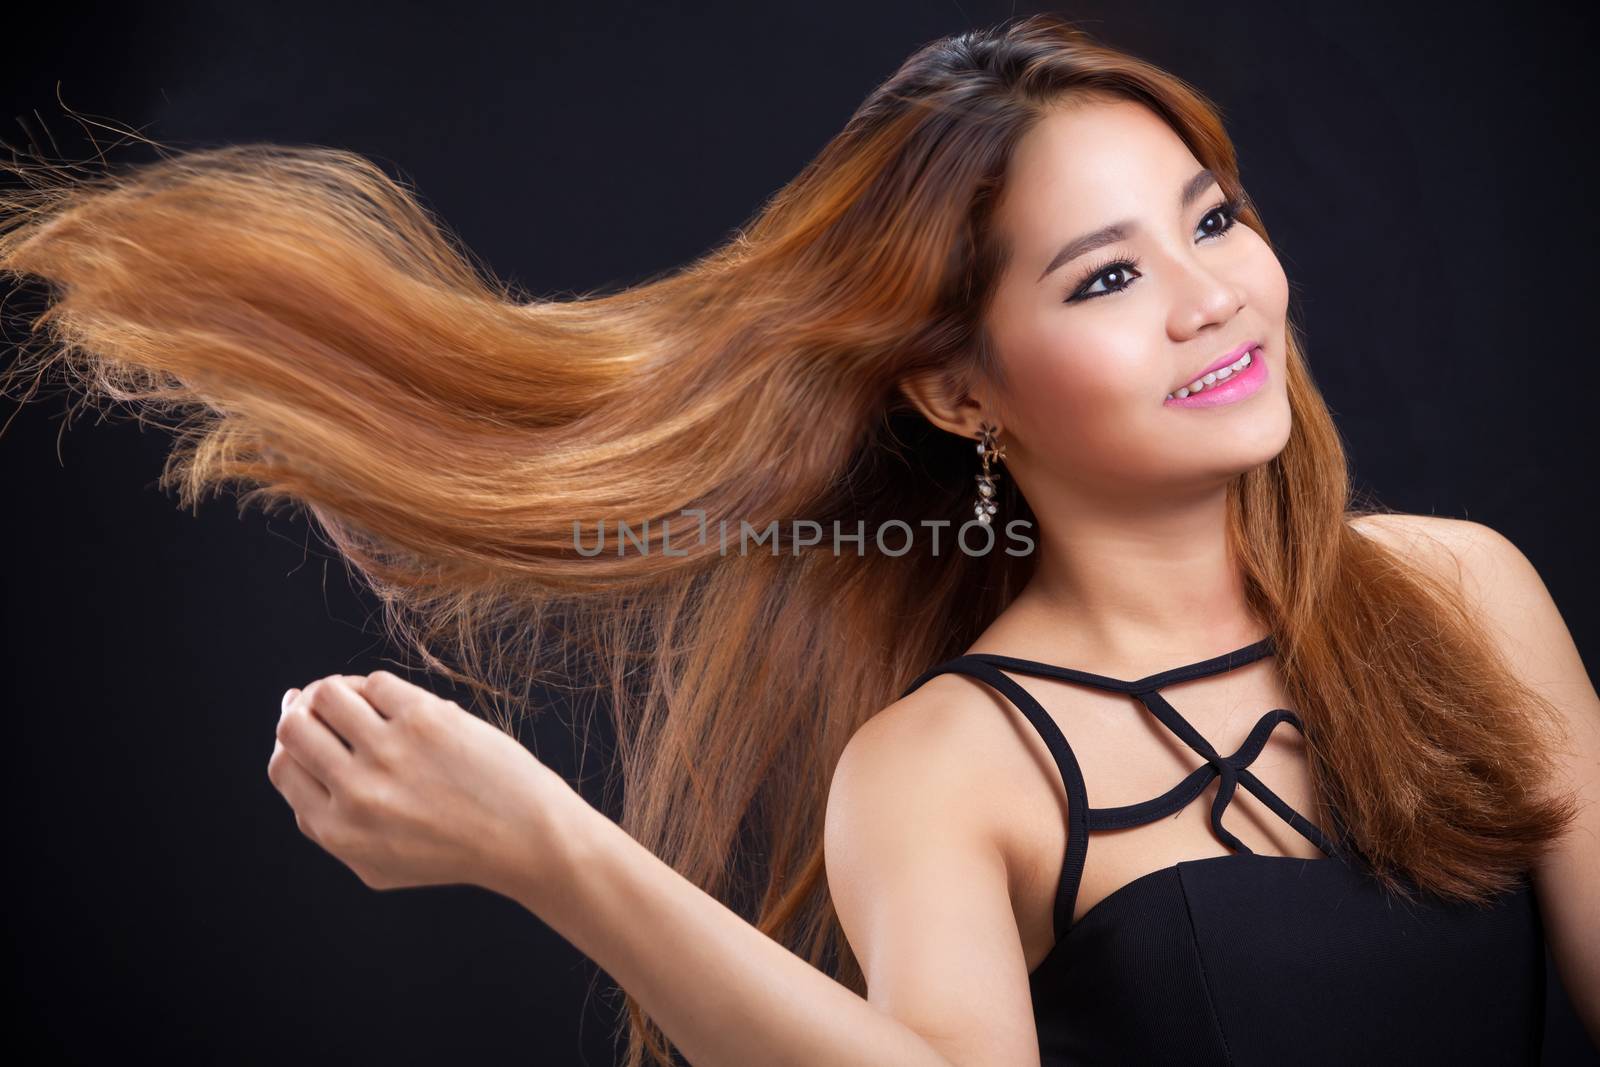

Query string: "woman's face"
[[984, 97, 1292, 499]]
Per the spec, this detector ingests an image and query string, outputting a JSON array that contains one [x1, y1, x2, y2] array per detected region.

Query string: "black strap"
[[1093, 693, 1339, 857], [902, 656, 1090, 940], [962, 634, 1277, 696], [898, 635, 1342, 938]]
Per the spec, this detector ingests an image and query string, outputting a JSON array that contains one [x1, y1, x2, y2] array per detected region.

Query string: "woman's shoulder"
[[1348, 509, 1505, 562], [1346, 510, 1545, 600], [829, 666, 1053, 865], [1347, 510, 1559, 654], [1349, 510, 1592, 764], [842, 668, 1030, 794]]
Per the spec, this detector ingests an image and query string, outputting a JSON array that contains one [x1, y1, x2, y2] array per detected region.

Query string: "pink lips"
[[1163, 344, 1267, 408]]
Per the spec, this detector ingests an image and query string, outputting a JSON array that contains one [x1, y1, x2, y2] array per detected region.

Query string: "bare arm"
[[1354, 514, 1600, 1041], [494, 689, 1039, 1067], [502, 787, 952, 1067], [272, 666, 1037, 1066], [1449, 520, 1600, 1041]]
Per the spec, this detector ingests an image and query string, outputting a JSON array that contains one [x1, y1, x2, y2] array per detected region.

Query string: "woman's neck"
[[977, 488, 1264, 673]]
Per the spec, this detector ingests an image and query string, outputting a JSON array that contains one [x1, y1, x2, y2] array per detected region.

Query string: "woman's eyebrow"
[[1034, 167, 1219, 284]]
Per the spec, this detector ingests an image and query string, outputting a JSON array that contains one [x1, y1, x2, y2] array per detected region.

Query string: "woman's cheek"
[[1025, 355, 1151, 458], [1243, 235, 1291, 321]]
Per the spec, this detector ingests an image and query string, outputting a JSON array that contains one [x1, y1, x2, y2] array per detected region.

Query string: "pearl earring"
[[973, 422, 1006, 525]]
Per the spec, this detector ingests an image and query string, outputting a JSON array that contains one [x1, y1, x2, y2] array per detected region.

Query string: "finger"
[[361, 669, 431, 723], [268, 737, 331, 812], [306, 676, 387, 755], [278, 682, 355, 784]]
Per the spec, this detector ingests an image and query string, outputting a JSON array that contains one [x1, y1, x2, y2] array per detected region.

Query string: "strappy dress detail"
[[901, 635, 1342, 939], [898, 636, 1546, 1065]]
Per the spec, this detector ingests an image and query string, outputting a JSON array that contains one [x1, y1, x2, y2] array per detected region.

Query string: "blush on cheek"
[[996, 322, 1155, 444], [1034, 351, 1150, 420], [1017, 358, 1155, 467]]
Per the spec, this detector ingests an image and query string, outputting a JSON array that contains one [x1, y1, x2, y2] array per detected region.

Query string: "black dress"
[[899, 635, 1546, 1065]]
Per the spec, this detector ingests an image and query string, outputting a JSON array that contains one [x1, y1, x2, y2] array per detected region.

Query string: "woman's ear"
[[897, 368, 995, 440]]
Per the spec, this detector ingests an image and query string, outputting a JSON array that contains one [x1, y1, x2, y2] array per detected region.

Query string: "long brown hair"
[[0, 14, 1577, 1066]]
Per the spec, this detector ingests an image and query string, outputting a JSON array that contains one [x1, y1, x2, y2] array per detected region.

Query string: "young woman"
[[2, 13, 1594, 1066]]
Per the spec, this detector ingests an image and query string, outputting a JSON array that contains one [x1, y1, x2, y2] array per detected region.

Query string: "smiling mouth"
[[1166, 346, 1260, 401]]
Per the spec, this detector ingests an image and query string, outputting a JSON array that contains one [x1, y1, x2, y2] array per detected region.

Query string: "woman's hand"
[[268, 670, 576, 897], [270, 674, 964, 1067]]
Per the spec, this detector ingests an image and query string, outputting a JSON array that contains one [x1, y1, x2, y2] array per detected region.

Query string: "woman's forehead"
[[996, 100, 1205, 270]]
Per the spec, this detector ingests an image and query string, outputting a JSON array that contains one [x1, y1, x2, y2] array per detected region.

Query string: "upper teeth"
[[1167, 349, 1254, 400]]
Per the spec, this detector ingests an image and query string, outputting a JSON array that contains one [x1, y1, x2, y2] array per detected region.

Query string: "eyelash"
[[1064, 196, 1245, 304]]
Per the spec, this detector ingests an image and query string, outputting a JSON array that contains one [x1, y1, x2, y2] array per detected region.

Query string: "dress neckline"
[[963, 634, 1275, 695]]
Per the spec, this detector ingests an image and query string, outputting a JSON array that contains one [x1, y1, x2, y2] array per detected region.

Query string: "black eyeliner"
[[1063, 196, 1245, 304]]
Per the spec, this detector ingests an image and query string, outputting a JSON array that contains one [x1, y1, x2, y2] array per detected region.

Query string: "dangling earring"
[[973, 421, 1006, 525]]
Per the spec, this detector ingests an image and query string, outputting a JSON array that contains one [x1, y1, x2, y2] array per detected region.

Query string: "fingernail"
[[281, 688, 300, 713]]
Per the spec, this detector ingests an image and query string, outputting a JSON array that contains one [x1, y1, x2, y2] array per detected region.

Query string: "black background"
[[3, 2, 1595, 1064]]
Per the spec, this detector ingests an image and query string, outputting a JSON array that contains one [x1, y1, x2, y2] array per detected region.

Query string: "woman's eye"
[[1197, 199, 1241, 240], [1078, 264, 1139, 299], [1065, 197, 1244, 304]]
